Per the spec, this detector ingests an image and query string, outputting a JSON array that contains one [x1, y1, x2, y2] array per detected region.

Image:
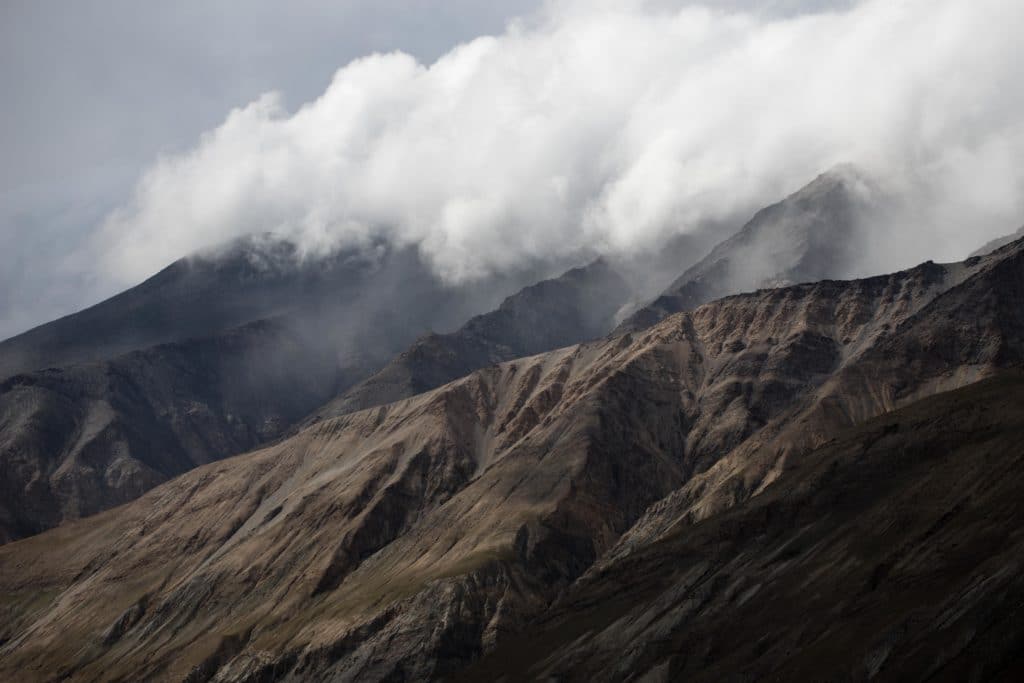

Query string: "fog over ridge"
[[83, 0, 1024, 291]]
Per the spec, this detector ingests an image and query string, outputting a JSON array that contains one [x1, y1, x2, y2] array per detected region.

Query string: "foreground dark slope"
[[0, 239, 1021, 681], [0, 253, 629, 543], [312, 259, 629, 420], [465, 372, 1024, 682], [616, 165, 882, 333]]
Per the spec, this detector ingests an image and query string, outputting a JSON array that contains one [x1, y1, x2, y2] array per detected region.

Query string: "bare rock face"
[[311, 258, 631, 421], [1, 237, 1021, 681], [616, 165, 885, 333]]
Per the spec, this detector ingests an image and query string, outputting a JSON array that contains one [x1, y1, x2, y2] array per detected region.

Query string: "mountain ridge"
[[0, 252, 633, 543], [1, 236, 1020, 680]]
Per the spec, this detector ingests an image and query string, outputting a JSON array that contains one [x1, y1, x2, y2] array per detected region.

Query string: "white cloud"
[[94, 0, 1024, 286]]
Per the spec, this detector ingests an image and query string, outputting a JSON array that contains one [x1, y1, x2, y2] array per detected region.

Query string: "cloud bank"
[[94, 0, 1024, 286]]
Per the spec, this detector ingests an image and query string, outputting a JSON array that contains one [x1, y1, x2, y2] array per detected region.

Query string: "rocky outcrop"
[[1, 238, 1020, 680]]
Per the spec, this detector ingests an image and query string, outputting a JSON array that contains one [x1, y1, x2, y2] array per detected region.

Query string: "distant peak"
[[791, 163, 880, 205]]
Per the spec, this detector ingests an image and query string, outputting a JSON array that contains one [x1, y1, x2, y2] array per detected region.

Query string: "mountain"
[[0, 319, 339, 543], [616, 165, 884, 333], [0, 245, 633, 543], [0, 236, 538, 382], [1, 236, 1019, 681], [0, 236, 360, 380], [0, 167, 882, 544], [311, 259, 630, 420], [971, 224, 1024, 257]]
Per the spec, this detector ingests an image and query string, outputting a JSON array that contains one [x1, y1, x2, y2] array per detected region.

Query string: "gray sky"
[[0, 0, 540, 338]]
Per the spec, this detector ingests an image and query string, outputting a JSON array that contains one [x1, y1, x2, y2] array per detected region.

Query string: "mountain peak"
[[615, 166, 883, 333]]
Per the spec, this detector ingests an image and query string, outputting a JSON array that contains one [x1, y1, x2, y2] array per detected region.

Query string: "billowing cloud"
[[95, 0, 1024, 286]]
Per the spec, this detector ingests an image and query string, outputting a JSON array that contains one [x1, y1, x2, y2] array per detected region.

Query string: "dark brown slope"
[[0, 239, 1020, 682], [616, 165, 883, 333], [312, 259, 630, 420], [464, 371, 1024, 682]]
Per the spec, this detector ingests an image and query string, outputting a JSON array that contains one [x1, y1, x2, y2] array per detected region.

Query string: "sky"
[[2, 0, 1022, 339]]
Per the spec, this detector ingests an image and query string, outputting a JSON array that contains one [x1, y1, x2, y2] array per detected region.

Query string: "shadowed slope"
[[464, 371, 1024, 682]]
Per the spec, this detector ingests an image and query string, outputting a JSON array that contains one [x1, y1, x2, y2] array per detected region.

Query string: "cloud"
[[94, 0, 1024, 287]]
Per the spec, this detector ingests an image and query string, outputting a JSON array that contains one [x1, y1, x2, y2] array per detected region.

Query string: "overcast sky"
[[2, 0, 1021, 340]]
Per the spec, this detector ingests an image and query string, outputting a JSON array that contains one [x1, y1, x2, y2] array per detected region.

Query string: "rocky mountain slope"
[[465, 371, 1024, 681], [1, 237, 1020, 681], [616, 165, 884, 333], [311, 259, 630, 420], [0, 247, 631, 543]]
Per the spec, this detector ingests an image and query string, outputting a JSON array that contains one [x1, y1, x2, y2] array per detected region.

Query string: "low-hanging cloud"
[[94, 0, 1024, 287]]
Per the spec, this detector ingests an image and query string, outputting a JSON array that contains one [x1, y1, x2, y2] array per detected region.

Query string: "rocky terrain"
[[0, 244, 634, 543], [616, 164, 885, 333], [1, 235, 1020, 681]]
